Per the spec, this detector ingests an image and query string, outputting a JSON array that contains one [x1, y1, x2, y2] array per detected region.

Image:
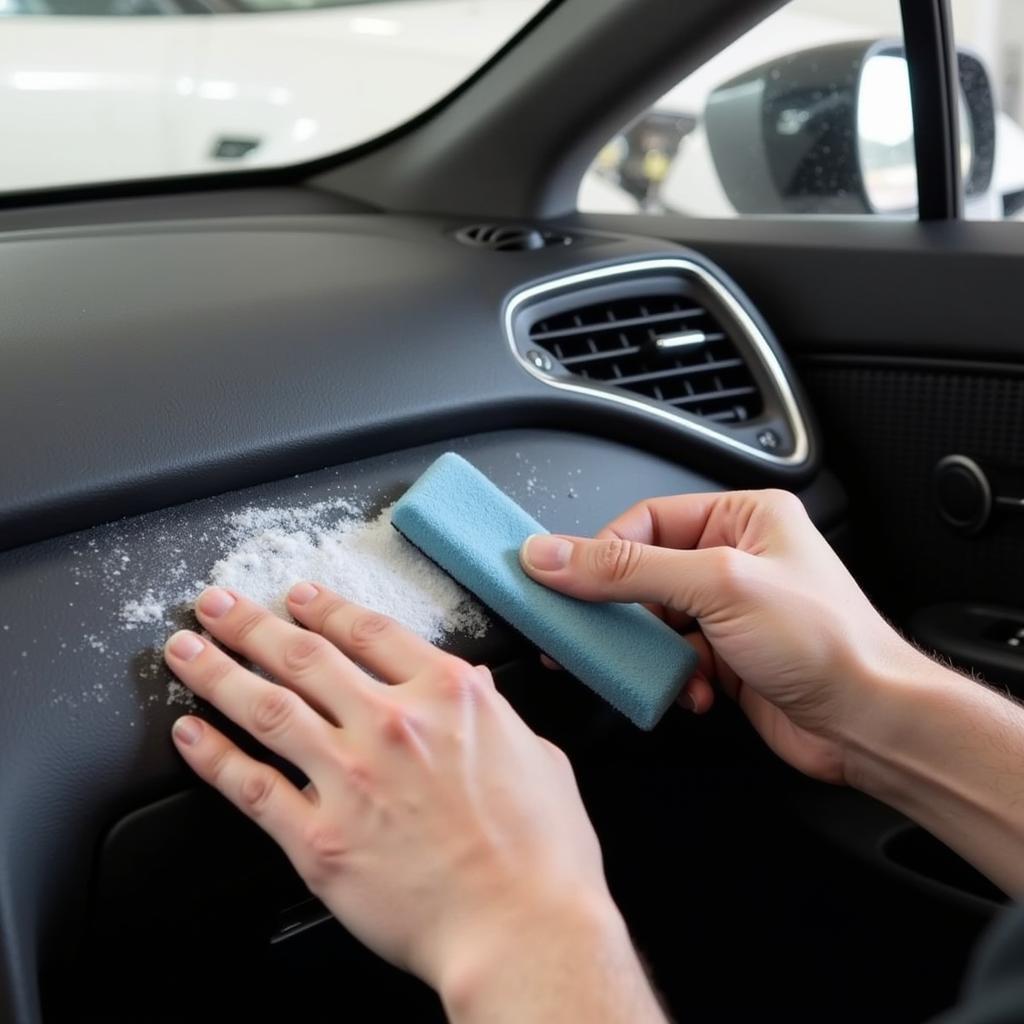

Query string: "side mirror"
[[704, 40, 995, 215]]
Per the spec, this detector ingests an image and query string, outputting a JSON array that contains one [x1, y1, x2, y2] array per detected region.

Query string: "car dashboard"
[[0, 199, 845, 1022]]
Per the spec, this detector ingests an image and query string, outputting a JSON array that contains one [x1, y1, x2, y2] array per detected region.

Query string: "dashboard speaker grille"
[[527, 293, 762, 424]]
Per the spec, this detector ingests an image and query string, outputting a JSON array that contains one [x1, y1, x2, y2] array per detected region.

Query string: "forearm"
[[844, 645, 1024, 897], [439, 892, 668, 1024]]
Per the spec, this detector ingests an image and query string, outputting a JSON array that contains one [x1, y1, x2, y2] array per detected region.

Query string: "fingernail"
[[683, 689, 699, 713], [167, 630, 204, 661], [523, 534, 573, 571], [288, 582, 319, 606], [173, 716, 202, 746], [198, 587, 236, 618]]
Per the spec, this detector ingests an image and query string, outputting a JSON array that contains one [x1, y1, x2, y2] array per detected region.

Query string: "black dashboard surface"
[[0, 212, 814, 554], [0, 215, 646, 550]]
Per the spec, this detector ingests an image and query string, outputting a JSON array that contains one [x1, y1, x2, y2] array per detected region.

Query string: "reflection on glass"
[[858, 52, 973, 213], [858, 55, 917, 212]]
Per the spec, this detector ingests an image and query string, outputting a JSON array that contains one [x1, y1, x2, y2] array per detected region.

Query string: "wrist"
[[837, 638, 973, 799], [437, 886, 645, 1023], [833, 636, 1024, 896]]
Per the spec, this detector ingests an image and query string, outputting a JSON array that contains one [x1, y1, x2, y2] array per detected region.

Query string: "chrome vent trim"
[[504, 258, 810, 467]]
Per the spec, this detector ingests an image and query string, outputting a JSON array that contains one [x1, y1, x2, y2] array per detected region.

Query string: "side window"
[[952, 1, 1024, 220], [579, 0, 914, 218]]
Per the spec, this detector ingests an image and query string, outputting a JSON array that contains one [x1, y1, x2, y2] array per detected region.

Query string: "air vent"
[[527, 293, 761, 425], [454, 223, 572, 252], [504, 258, 812, 467]]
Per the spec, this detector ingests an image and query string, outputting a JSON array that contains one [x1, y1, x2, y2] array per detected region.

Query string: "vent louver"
[[527, 294, 762, 425], [506, 259, 811, 467]]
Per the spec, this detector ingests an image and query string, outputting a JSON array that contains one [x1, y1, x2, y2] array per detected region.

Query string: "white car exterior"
[[1, 1, 546, 192]]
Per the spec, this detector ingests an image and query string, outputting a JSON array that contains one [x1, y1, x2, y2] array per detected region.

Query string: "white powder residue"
[[507, 449, 598, 520], [164, 681, 198, 709], [120, 594, 166, 629], [95, 499, 487, 653], [50, 478, 499, 713], [209, 503, 487, 643]]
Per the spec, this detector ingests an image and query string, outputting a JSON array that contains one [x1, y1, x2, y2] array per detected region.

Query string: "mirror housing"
[[704, 40, 995, 215]]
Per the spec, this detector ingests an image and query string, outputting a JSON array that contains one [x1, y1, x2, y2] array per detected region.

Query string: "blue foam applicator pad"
[[391, 452, 698, 730]]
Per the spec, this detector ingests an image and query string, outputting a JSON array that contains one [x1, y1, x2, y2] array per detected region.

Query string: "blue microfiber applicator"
[[391, 453, 698, 730]]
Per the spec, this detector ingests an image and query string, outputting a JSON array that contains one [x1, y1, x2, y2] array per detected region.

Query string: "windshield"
[[0, 0, 548, 193]]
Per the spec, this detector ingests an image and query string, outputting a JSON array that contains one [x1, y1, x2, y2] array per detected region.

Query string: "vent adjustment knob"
[[934, 454, 991, 535]]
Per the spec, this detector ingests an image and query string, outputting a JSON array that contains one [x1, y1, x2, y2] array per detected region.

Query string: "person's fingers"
[[598, 490, 804, 552], [682, 675, 715, 714], [679, 630, 716, 714], [598, 493, 722, 549], [286, 582, 462, 684], [682, 626, 741, 703], [164, 629, 340, 774], [520, 533, 753, 615], [600, 534, 695, 632], [193, 586, 370, 724], [601, 525, 697, 625], [636, 602, 697, 635], [171, 714, 314, 861], [681, 629, 713, 678], [710, 646, 743, 702], [664, 606, 696, 633]]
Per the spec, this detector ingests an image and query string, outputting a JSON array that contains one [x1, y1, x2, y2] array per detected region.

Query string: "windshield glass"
[[0, 0, 548, 194]]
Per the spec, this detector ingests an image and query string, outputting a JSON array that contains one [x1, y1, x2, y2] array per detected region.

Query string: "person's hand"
[[163, 584, 663, 1022], [520, 489, 922, 786]]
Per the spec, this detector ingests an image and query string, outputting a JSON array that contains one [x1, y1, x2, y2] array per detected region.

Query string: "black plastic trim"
[[801, 353, 1024, 378], [317, 0, 787, 218], [911, 603, 1024, 691], [568, 214, 1024, 358], [901, 0, 963, 219], [0, 186, 372, 233]]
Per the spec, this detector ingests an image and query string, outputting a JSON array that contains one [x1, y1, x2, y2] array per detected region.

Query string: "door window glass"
[[578, 0, 916, 218], [951, 1, 1024, 220]]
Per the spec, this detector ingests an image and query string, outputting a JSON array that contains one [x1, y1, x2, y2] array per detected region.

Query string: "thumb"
[[519, 533, 738, 614]]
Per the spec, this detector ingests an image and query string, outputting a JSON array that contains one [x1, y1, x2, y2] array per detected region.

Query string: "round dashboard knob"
[[933, 454, 992, 534]]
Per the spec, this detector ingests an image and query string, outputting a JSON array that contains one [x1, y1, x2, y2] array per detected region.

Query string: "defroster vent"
[[454, 223, 572, 252]]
